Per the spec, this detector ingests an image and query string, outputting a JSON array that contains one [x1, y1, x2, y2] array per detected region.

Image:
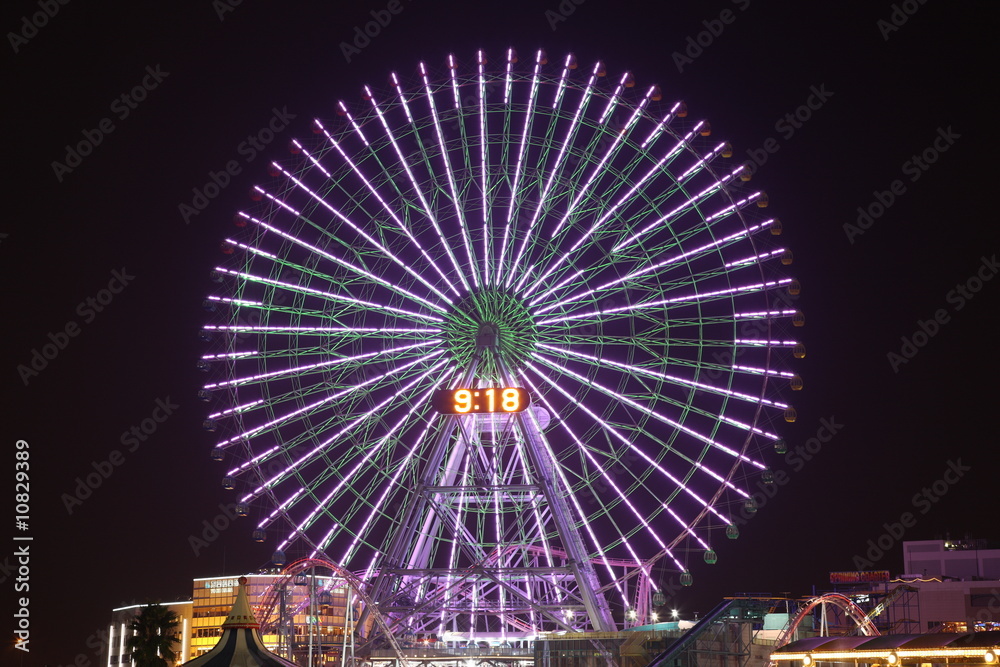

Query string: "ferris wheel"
[[200, 48, 802, 639]]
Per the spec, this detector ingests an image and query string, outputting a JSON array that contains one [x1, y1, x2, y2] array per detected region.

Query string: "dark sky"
[[4, 1, 998, 664]]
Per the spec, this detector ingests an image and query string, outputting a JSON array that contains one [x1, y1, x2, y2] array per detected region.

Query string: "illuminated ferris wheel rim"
[[201, 46, 801, 617]]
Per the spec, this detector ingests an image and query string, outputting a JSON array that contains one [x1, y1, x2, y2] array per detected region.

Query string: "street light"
[[671, 609, 679, 620]]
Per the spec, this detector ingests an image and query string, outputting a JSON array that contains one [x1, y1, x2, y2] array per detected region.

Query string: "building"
[[182, 576, 296, 666], [893, 539, 1000, 633], [109, 571, 359, 665], [109, 600, 194, 666], [902, 539, 1000, 581]]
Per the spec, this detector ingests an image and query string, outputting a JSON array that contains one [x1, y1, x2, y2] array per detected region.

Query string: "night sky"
[[4, 1, 998, 664]]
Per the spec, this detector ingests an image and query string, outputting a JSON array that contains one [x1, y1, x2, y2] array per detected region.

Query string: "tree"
[[125, 603, 181, 667]]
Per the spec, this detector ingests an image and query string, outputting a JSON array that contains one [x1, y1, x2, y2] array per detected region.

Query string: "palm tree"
[[125, 603, 181, 667]]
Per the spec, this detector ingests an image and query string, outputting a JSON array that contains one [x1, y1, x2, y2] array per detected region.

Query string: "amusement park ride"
[[200, 48, 803, 664]]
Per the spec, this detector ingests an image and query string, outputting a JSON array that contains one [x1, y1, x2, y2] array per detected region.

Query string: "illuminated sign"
[[829, 570, 890, 584], [433, 387, 530, 414]]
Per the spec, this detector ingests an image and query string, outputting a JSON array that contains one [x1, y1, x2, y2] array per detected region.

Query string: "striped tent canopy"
[[182, 576, 296, 667]]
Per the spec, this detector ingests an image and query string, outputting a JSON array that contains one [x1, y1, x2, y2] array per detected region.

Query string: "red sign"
[[829, 570, 890, 584]]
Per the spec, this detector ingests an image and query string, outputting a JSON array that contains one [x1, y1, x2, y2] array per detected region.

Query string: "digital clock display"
[[432, 387, 530, 414]]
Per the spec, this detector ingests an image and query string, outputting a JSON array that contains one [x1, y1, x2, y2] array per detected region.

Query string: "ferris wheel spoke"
[[302, 128, 458, 302], [475, 50, 492, 284], [412, 65, 480, 289], [532, 217, 781, 314], [497, 49, 545, 283], [254, 486, 308, 532], [220, 350, 445, 454], [527, 353, 765, 470], [277, 385, 441, 549], [519, 368, 682, 579], [521, 123, 712, 298], [535, 342, 787, 411], [522, 361, 737, 533], [506, 61, 603, 289], [236, 210, 449, 311], [536, 277, 793, 327], [365, 85, 473, 293], [238, 357, 449, 504]]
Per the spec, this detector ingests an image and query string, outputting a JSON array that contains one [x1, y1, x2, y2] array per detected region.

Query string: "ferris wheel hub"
[[444, 289, 537, 376]]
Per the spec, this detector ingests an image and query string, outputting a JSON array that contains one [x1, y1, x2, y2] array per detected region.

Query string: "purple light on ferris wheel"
[[367, 76, 473, 293], [733, 364, 795, 378], [640, 100, 684, 150], [528, 353, 766, 472], [447, 53, 461, 109], [477, 50, 490, 283], [418, 65, 480, 289], [222, 350, 443, 454], [665, 506, 710, 551], [521, 368, 688, 573], [496, 49, 544, 284], [306, 126, 456, 302], [552, 52, 574, 109], [725, 248, 785, 269], [337, 100, 368, 146], [239, 357, 448, 505], [256, 487, 306, 530], [508, 60, 603, 289], [261, 162, 454, 307], [536, 278, 793, 327], [597, 71, 631, 125], [389, 72, 414, 124], [678, 141, 730, 181]]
